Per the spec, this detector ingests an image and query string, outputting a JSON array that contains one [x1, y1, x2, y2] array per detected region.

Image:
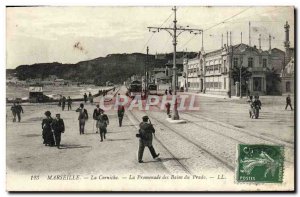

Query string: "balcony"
[[249, 67, 267, 72]]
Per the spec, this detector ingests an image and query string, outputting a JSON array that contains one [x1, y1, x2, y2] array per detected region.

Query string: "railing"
[[249, 67, 267, 72]]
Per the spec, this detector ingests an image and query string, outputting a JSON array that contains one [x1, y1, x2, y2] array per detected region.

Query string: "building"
[[281, 21, 295, 95], [182, 21, 293, 97], [281, 57, 294, 94], [183, 43, 285, 96]]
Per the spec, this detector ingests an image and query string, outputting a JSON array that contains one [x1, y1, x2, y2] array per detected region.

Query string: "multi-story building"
[[183, 21, 292, 97], [183, 43, 285, 96]]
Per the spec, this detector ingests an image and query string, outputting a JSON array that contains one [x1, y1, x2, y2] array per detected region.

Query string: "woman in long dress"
[[42, 111, 55, 146]]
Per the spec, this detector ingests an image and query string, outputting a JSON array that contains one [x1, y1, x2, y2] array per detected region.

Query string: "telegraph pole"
[[146, 46, 149, 99], [148, 6, 202, 120]]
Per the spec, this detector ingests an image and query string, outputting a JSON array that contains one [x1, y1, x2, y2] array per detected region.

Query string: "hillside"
[[10, 52, 197, 84]]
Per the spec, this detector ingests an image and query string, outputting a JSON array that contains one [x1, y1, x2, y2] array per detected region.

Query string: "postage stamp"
[[237, 144, 284, 183]]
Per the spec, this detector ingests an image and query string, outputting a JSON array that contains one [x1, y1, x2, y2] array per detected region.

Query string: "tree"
[[266, 67, 281, 95], [231, 64, 252, 95]]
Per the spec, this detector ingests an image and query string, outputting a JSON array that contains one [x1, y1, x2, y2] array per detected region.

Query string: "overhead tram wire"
[[180, 7, 251, 50], [203, 7, 251, 32], [140, 11, 174, 52]]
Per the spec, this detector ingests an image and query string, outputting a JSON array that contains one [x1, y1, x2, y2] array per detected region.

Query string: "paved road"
[[6, 86, 294, 191]]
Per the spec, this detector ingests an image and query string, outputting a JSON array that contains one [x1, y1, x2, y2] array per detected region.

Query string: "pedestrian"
[[83, 93, 87, 103], [117, 103, 125, 127], [58, 95, 62, 107], [15, 102, 24, 122], [285, 94, 293, 110], [51, 113, 65, 149], [93, 104, 104, 133], [76, 103, 88, 135], [247, 97, 253, 118], [165, 89, 168, 95], [169, 88, 172, 95], [67, 96, 72, 111], [88, 92, 93, 104], [61, 96, 66, 111], [42, 111, 55, 146], [96, 112, 109, 142], [11, 102, 17, 122], [136, 116, 160, 163], [165, 102, 171, 118]]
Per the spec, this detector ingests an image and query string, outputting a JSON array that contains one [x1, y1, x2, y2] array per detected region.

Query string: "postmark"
[[237, 144, 284, 183]]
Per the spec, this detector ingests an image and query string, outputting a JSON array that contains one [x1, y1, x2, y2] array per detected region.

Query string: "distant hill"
[[10, 52, 197, 85]]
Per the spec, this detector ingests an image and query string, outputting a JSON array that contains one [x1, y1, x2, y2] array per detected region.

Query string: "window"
[[263, 59, 267, 67], [248, 57, 253, 67], [234, 58, 238, 67]]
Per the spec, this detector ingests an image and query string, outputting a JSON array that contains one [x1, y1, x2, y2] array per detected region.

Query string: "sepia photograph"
[[5, 5, 295, 192]]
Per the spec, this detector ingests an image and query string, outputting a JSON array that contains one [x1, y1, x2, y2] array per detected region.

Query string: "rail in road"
[[126, 109, 192, 175], [184, 112, 294, 148], [143, 110, 235, 172]]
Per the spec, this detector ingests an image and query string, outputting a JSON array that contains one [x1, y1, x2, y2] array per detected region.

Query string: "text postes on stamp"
[[237, 144, 284, 183]]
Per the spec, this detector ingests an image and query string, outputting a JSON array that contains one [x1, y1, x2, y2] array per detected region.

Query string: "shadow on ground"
[[59, 144, 92, 149]]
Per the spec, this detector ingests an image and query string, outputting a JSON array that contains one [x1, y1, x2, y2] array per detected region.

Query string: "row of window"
[[188, 82, 200, 88], [233, 57, 267, 68], [187, 68, 200, 74], [205, 82, 222, 89], [206, 64, 221, 72]]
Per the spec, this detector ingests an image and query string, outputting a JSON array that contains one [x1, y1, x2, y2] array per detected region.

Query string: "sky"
[[6, 6, 294, 69]]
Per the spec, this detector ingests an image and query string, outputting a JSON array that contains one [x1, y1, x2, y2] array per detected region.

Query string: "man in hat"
[[117, 96, 125, 127], [93, 104, 104, 133], [76, 103, 88, 135], [96, 112, 109, 142], [61, 96, 66, 111], [285, 94, 293, 110], [11, 102, 17, 122], [67, 96, 72, 111], [83, 93, 88, 103], [51, 114, 65, 149], [136, 116, 160, 163], [15, 102, 24, 122]]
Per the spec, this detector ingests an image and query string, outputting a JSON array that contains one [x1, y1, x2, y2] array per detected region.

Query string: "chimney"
[[226, 31, 228, 46], [241, 32, 243, 44], [259, 34, 261, 50], [269, 34, 272, 51], [249, 21, 251, 46], [221, 33, 223, 48], [230, 31, 232, 46]]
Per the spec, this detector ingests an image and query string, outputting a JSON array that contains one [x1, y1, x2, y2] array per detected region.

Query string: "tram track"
[[143, 110, 235, 171], [126, 109, 192, 175]]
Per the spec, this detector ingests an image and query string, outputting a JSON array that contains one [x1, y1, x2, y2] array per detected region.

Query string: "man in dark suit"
[[76, 103, 88, 135], [136, 116, 159, 163], [15, 102, 24, 122], [93, 104, 104, 133], [117, 104, 125, 127], [51, 114, 65, 149]]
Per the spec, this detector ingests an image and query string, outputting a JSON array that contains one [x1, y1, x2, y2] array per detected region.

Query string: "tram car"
[[128, 80, 142, 99]]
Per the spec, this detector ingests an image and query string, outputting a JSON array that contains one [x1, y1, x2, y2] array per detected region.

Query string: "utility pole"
[[146, 46, 149, 99], [148, 6, 202, 120], [240, 58, 242, 98]]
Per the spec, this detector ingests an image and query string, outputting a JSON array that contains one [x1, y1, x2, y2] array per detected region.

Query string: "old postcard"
[[6, 6, 295, 191]]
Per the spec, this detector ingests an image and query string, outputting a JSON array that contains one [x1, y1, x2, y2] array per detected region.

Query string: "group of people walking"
[[10, 102, 24, 122], [58, 95, 72, 111], [42, 111, 65, 149]]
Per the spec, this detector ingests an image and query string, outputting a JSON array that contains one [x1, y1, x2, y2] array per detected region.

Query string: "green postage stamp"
[[237, 144, 284, 183]]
